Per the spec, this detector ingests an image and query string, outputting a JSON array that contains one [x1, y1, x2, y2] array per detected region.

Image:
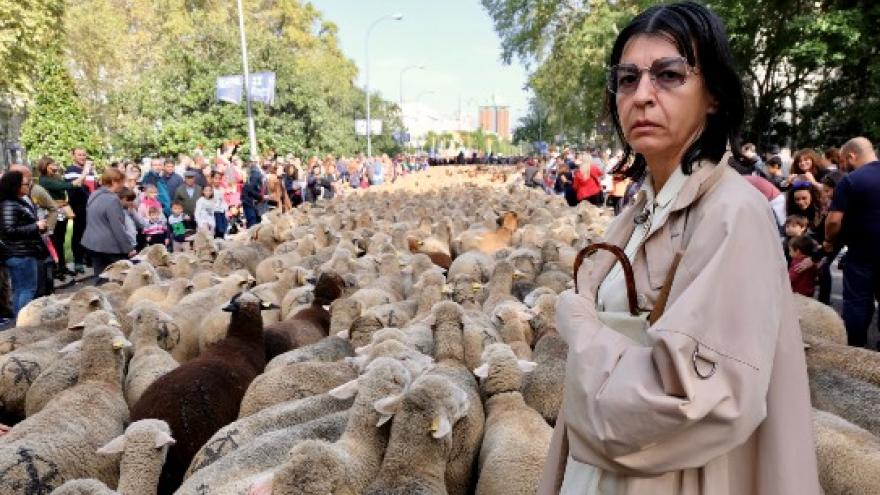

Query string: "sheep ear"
[[517, 360, 538, 373], [328, 378, 360, 399], [336, 330, 350, 339], [60, 340, 83, 354], [97, 434, 127, 455], [473, 363, 489, 379], [374, 394, 403, 420], [430, 414, 453, 439], [154, 430, 176, 448], [247, 472, 274, 495]]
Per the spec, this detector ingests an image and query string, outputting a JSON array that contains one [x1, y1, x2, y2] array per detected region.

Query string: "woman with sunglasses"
[[0, 170, 49, 319], [541, 3, 820, 494]]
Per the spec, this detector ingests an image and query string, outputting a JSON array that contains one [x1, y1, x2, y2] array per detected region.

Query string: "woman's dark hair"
[[786, 183, 822, 228], [117, 187, 136, 201], [0, 170, 25, 201], [607, 1, 745, 179], [36, 156, 55, 177], [821, 170, 844, 190]]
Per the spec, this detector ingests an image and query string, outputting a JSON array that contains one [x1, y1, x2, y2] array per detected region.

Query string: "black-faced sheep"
[[129, 291, 274, 494]]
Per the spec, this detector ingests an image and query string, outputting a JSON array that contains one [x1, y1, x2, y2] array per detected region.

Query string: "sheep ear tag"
[[113, 336, 133, 350], [473, 363, 489, 379], [329, 378, 360, 399], [431, 414, 452, 439], [517, 360, 538, 373], [97, 434, 127, 455], [260, 301, 280, 311]]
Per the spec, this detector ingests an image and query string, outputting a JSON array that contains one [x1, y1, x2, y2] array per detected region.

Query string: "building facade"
[[478, 105, 510, 141]]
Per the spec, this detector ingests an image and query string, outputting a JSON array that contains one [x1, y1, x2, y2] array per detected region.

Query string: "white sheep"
[[49, 419, 175, 495], [473, 343, 551, 495], [0, 325, 131, 494], [813, 409, 880, 494], [124, 306, 180, 408]]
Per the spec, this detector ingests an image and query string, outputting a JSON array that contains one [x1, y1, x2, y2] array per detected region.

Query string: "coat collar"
[[583, 156, 730, 287]]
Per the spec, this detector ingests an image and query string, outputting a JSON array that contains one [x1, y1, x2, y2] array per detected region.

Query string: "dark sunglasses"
[[607, 56, 698, 95], [791, 180, 813, 189]]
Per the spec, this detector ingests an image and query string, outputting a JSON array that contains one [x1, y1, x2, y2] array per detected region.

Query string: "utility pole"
[[236, 0, 258, 161]]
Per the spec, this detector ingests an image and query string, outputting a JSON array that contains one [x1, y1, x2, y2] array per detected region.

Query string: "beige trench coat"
[[538, 160, 821, 495]]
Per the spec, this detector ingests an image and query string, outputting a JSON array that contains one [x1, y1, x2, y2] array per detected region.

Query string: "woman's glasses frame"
[[607, 56, 699, 95]]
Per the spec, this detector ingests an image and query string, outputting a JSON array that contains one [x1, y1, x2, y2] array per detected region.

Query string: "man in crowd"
[[66, 148, 91, 274], [174, 170, 202, 229], [825, 136, 880, 349], [163, 159, 184, 206]]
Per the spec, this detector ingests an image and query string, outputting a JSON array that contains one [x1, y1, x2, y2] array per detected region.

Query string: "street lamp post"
[[236, 0, 258, 161], [365, 13, 403, 158]]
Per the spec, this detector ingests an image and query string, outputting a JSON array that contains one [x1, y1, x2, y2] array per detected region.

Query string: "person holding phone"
[[0, 170, 49, 318]]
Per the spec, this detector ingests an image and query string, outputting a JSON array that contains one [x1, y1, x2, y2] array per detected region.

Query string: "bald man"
[[825, 136, 880, 349]]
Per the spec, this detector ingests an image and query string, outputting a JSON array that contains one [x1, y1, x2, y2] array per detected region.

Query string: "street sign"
[[216, 72, 276, 105], [355, 119, 383, 136]]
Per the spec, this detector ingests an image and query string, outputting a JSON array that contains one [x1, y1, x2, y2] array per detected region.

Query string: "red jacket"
[[788, 255, 818, 297], [573, 164, 603, 201]]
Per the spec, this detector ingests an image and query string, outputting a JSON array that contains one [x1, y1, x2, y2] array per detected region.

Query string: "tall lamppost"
[[365, 13, 403, 158], [236, 0, 258, 160]]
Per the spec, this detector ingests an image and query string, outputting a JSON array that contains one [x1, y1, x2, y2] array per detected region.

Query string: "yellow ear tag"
[[430, 417, 441, 432]]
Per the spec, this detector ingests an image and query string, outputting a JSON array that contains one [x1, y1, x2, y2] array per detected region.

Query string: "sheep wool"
[[129, 291, 270, 494], [813, 410, 880, 495], [473, 343, 551, 495], [364, 374, 471, 495], [0, 325, 130, 494]]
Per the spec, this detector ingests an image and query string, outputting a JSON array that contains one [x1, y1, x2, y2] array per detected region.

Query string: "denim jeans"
[[841, 259, 880, 348], [243, 204, 261, 228], [5, 256, 39, 317]]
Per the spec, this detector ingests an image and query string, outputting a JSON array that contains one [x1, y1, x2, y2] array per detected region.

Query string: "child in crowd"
[[168, 201, 190, 252], [142, 206, 169, 247], [765, 156, 786, 191], [194, 185, 227, 236], [783, 215, 810, 265], [118, 188, 146, 251], [788, 235, 819, 297], [227, 204, 245, 235], [138, 184, 165, 220]]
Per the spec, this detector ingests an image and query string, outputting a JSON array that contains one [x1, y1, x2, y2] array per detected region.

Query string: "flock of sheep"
[[0, 165, 876, 495]]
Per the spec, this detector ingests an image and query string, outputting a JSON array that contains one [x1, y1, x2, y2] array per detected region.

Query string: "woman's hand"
[[556, 257, 602, 344], [36, 219, 47, 232]]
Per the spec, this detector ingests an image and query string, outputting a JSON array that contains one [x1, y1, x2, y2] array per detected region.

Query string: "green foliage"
[[484, 0, 879, 150], [0, 0, 64, 100], [20, 50, 102, 161]]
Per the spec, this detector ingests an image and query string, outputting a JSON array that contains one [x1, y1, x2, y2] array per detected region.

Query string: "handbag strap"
[[573, 242, 640, 316]]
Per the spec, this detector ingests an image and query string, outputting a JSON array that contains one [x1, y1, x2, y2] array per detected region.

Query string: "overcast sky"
[[309, 0, 531, 126]]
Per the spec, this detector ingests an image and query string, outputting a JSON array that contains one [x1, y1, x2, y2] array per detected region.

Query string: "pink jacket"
[[538, 161, 821, 495]]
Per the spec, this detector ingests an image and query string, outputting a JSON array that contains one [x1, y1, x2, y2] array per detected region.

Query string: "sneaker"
[[74, 265, 85, 275]]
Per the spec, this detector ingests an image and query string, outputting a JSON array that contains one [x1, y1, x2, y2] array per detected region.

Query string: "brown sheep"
[[129, 291, 275, 494], [263, 273, 346, 361]]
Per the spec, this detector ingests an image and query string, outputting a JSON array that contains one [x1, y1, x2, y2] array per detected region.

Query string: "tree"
[[484, 0, 875, 150], [20, 50, 102, 161], [0, 0, 64, 100]]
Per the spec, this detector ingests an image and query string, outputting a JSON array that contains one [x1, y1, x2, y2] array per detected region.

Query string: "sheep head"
[[313, 271, 345, 306], [98, 418, 175, 455], [473, 343, 536, 397], [128, 304, 180, 351], [374, 374, 470, 442], [66, 287, 113, 330], [99, 259, 134, 282], [254, 441, 353, 495]]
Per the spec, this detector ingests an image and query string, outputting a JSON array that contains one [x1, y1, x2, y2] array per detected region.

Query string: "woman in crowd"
[[0, 170, 48, 317], [304, 164, 321, 204], [783, 148, 824, 188], [786, 181, 824, 234], [282, 163, 303, 208], [572, 158, 605, 206], [81, 168, 136, 281], [320, 158, 337, 200], [36, 156, 87, 279], [541, 3, 820, 494]]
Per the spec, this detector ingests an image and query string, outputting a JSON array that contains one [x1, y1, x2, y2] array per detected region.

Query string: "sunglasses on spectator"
[[791, 180, 813, 188], [607, 56, 699, 95]]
